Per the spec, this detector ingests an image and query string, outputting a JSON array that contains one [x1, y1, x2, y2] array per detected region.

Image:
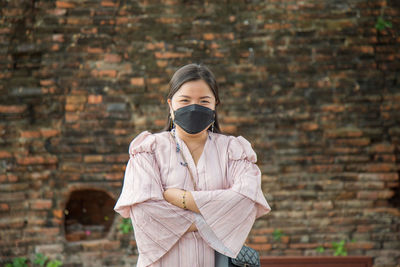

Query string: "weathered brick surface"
[[1, 0, 399, 266]]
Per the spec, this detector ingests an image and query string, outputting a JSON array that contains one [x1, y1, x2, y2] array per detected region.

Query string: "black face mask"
[[173, 104, 215, 134]]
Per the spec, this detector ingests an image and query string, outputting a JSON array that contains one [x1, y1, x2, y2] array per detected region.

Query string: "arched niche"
[[64, 189, 115, 242]]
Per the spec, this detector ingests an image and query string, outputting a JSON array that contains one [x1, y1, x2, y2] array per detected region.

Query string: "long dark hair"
[[163, 63, 222, 133]]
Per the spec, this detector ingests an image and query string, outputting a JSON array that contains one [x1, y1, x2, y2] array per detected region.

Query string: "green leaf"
[[12, 257, 28, 267], [272, 229, 284, 241], [332, 240, 347, 256], [118, 218, 133, 234], [34, 253, 48, 266], [375, 16, 393, 31], [46, 260, 63, 267]]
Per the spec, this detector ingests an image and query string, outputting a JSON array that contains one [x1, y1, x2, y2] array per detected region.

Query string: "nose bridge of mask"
[[174, 104, 213, 116]]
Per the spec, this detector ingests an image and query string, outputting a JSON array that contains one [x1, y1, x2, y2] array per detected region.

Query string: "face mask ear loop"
[[170, 107, 176, 130]]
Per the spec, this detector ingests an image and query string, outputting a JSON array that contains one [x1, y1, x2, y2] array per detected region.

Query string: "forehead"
[[174, 79, 214, 97]]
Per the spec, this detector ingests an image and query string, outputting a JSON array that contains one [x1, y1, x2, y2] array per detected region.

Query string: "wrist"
[[182, 190, 188, 210]]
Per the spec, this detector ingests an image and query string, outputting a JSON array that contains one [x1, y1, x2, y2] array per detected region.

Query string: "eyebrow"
[[178, 95, 212, 99]]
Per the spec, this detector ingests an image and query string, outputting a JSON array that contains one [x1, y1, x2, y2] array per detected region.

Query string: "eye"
[[201, 100, 210, 104], [180, 99, 189, 102]]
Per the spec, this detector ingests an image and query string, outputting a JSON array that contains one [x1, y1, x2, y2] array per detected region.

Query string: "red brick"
[[53, 209, 63, 219], [222, 116, 255, 124], [357, 190, 395, 200], [130, 77, 145, 86], [360, 46, 374, 54], [157, 17, 179, 24], [249, 243, 272, 251], [281, 236, 290, 244], [0, 203, 9, 211], [156, 60, 168, 67], [301, 122, 319, 131], [0, 151, 12, 158], [88, 95, 103, 104], [52, 34, 64, 42], [20, 131, 41, 138], [40, 129, 60, 138], [67, 95, 87, 104], [101, 0, 118, 7], [357, 225, 373, 232], [203, 33, 215, 40], [16, 156, 58, 165], [0, 28, 11, 34], [0, 105, 27, 113], [148, 78, 162, 85], [224, 33, 235, 40], [30, 199, 52, 210], [321, 104, 346, 112], [325, 127, 363, 138], [46, 8, 67, 16], [347, 241, 376, 250], [91, 69, 117, 78], [87, 47, 104, 54], [335, 138, 370, 146], [104, 54, 122, 63], [56, 1, 75, 8], [264, 23, 291, 30], [40, 79, 54, 86], [51, 44, 60, 51], [154, 119, 165, 127], [290, 243, 319, 249], [154, 52, 191, 59], [105, 173, 123, 180], [65, 113, 79, 122], [67, 17, 91, 25], [369, 143, 395, 153], [220, 125, 237, 134], [251, 236, 268, 243], [364, 163, 397, 172], [84, 155, 104, 163]]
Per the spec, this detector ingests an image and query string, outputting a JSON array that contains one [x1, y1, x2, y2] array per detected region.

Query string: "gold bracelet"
[[182, 190, 187, 210]]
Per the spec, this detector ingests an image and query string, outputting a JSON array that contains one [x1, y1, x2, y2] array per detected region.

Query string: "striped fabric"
[[114, 130, 271, 267]]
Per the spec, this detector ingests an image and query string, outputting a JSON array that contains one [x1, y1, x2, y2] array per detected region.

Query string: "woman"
[[114, 63, 271, 267]]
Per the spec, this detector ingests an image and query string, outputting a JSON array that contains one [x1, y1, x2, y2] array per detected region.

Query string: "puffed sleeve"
[[190, 135, 271, 258], [114, 131, 195, 266]]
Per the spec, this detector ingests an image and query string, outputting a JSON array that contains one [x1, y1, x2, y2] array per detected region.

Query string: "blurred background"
[[0, 0, 399, 266]]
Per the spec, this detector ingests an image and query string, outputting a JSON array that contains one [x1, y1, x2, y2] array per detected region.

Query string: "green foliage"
[[4, 257, 28, 267], [118, 218, 133, 234], [272, 229, 284, 242], [375, 16, 392, 31], [332, 240, 347, 256], [45, 260, 62, 267], [4, 253, 63, 267], [316, 239, 355, 256], [316, 246, 325, 253], [33, 254, 47, 266]]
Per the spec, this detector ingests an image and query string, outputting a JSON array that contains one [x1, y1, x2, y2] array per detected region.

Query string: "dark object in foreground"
[[260, 256, 372, 267]]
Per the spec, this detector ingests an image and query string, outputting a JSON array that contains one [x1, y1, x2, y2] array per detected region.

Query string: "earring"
[[211, 122, 214, 132]]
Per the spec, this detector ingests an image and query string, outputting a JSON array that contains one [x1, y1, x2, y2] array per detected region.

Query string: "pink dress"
[[114, 130, 271, 267]]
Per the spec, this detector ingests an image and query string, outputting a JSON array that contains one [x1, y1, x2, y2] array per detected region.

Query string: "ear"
[[167, 98, 172, 111], [167, 98, 174, 119]]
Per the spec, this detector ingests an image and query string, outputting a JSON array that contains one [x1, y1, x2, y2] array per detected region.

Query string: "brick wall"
[[0, 0, 399, 266]]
